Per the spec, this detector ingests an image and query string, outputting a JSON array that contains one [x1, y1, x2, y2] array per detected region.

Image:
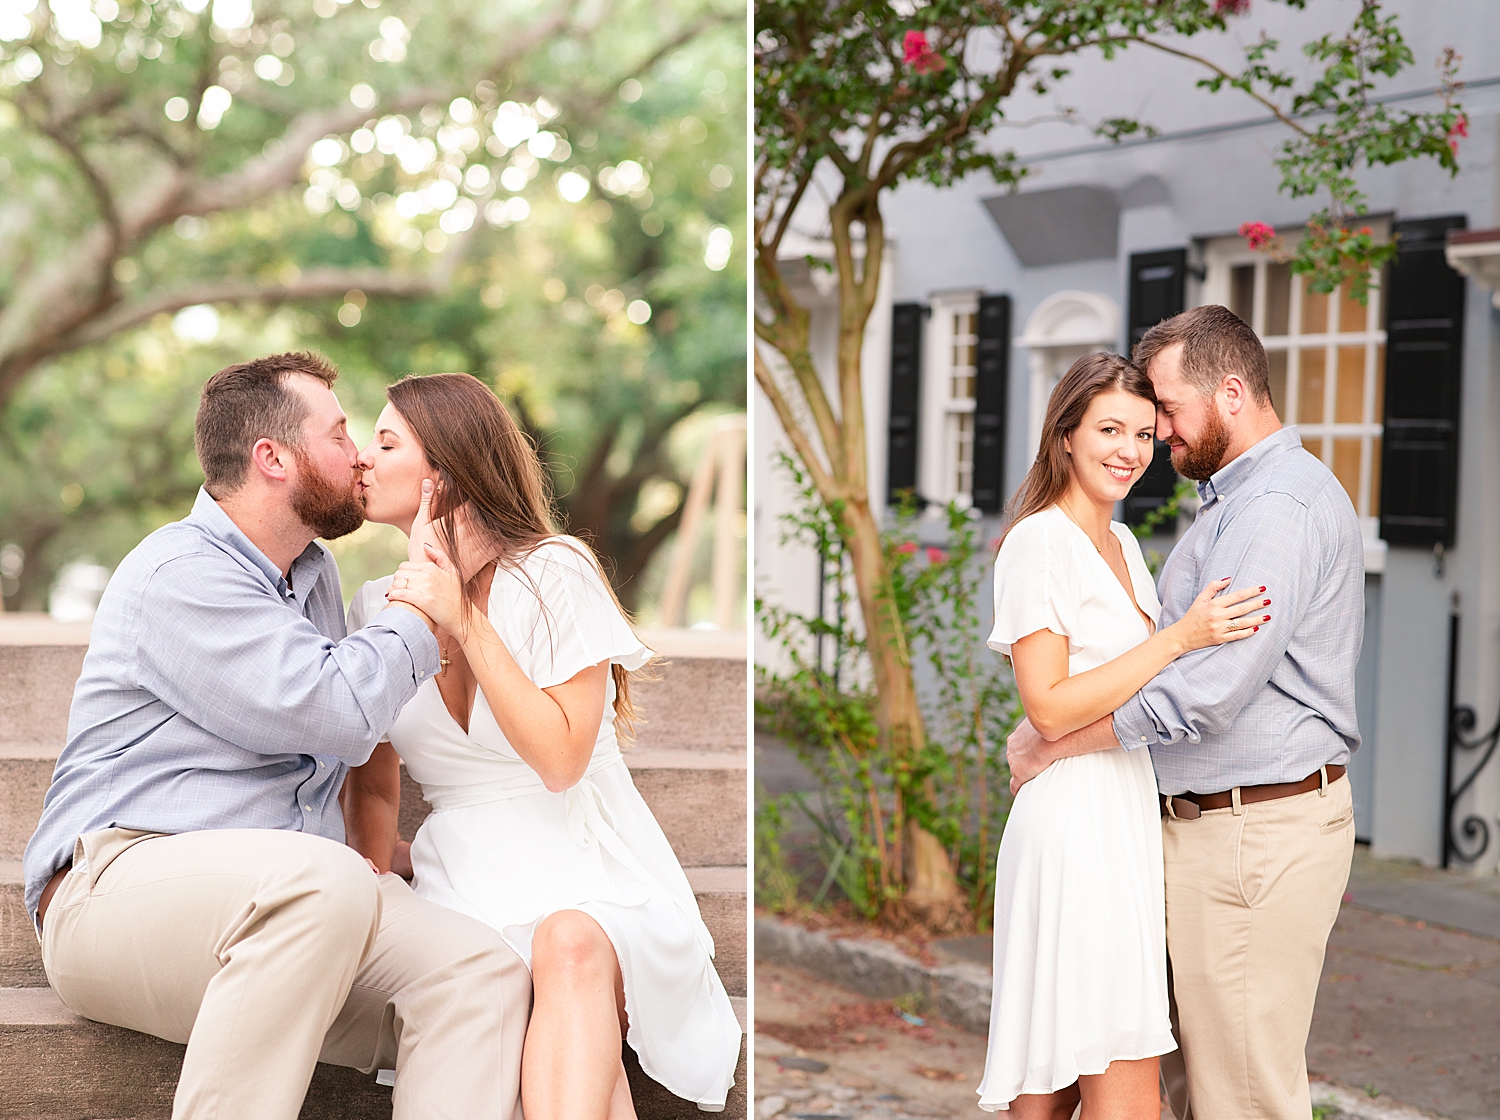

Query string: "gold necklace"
[[438, 637, 452, 674], [1059, 500, 1110, 556]]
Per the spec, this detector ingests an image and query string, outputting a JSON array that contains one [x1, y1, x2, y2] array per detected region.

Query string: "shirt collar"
[[1197, 426, 1301, 507], [186, 487, 328, 604]]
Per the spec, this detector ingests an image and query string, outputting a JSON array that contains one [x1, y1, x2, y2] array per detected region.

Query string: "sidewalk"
[[756, 737, 1500, 1118]]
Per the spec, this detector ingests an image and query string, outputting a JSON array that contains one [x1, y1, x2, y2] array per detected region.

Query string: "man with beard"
[[1005, 305, 1363, 1120], [23, 352, 531, 1120]]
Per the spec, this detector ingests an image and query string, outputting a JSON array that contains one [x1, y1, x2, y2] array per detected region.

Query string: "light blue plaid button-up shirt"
[[1113, 426, 1364, 795], [23, 488, 440, 922]]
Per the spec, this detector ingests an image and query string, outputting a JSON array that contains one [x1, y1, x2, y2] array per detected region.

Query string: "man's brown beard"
[[291, 446, 366, 540], [1169, 403, 1232, 481]]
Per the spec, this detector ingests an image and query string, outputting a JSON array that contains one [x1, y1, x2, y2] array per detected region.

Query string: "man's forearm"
[[1047, 714, 1120, 760], [1007, 713, 1121, 792]]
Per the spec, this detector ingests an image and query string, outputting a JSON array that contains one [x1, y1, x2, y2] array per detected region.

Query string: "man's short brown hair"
[[1132, 304, 1272, 406], [194, 352, 339, 496]]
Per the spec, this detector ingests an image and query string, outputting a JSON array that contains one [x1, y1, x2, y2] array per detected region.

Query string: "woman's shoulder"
[[998, 506, 1069, 556], [509, 536, 602, 582], [490, 536, 608, 607]]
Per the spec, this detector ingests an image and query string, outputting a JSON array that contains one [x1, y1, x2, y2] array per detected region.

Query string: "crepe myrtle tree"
[[0, 0, 733, 408], [754, 0, 1462, 918]]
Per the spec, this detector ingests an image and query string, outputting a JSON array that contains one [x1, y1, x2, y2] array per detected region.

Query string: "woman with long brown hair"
[[975, 353, 1268, 1118], [340, 373, 740, 1119]]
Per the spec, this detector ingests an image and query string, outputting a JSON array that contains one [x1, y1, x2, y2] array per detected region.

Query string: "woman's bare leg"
[[1078, 1056, 1160, 1120], [522, 910, 633, 1120], [1008, 1082, 1081, 1120]]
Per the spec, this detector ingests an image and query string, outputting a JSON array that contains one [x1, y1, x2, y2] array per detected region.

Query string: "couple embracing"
[[24, 353, 741, 1119], [978, 305, 1360, 1119]]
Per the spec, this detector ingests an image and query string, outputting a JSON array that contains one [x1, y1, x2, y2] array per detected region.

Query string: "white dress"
[[976, 507, 1175, 1110], [348, 537, 742, 1111]]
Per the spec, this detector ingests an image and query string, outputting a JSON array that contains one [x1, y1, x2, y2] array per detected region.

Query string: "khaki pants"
[[1160, 775, 1354, 1120], [42, 827, 531, 1120]]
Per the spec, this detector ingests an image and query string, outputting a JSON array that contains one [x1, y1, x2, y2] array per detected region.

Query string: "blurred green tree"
[[0, 0, 744, 611]]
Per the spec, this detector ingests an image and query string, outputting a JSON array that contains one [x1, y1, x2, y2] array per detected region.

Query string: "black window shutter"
[[1124, 249, 1188, 527], [886, 302, 924, 505], [1379, 215, 1467, 548], [971, 294, 1010, 513]]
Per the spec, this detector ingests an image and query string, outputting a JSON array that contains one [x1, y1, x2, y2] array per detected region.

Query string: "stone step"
[[0, 861, 747, 996], [0, 746, 746, 868], [0, 628, 746, 756], [0, 985, 747, 1120]]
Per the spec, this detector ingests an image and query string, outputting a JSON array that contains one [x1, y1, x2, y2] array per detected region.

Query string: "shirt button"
[[1140, 736, 1148, 742], [302, 805, 311, 812]]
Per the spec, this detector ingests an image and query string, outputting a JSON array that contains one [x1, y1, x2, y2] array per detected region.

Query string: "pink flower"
[[1214, 0, 1250, 13], [895, 541, 918, 555], [903, 30, 945, 75], [1238, 220, 1276, 251], [1449, 113, 1468, 154], [925, 547, 947, 564]]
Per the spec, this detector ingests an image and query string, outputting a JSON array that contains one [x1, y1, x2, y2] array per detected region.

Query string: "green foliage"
[[756, 455, 1020, 925], [0, 0, 744, 612], [1197, 2, 1463, 299], [755, 0, 1247, 200], [753, 787, 803, 913]]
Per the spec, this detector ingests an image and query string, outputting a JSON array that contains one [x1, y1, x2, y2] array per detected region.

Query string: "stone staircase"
[[0, 618, 747, 1119]]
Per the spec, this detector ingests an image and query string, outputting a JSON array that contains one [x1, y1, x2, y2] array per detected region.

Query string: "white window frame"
[[1201, 224, 1389, 543], [920, 290, 981, 510]]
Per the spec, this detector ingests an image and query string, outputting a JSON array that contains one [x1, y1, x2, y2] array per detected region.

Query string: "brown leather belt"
[[1161, 765, 1346, 820]]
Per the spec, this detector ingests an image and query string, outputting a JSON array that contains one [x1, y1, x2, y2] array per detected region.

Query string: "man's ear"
[[249, 438, 290, 483], [1221, 374, 1249, 417]]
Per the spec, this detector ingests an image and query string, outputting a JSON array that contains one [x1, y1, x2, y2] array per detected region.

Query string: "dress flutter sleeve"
[[987, 515, 1081, 657], [511, 540, 654, 690]]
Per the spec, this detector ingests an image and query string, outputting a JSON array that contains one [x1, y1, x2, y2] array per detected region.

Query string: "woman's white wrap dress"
[[349, 538, 741, 1111], [976, 507, 1176, 1110]]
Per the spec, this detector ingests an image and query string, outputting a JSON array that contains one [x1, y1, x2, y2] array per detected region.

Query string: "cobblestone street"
[[755, 851, 1500, 1120], [754, 962, 993, 1120]]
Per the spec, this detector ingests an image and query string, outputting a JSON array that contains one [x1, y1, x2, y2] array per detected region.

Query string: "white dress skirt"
[[349, 537, 742, 1111], [976, 507, 1176, 1111]]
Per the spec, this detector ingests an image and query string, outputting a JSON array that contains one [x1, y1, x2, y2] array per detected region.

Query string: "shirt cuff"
[[1113, 699, 1156, 752], [370, 605, 442, 683]]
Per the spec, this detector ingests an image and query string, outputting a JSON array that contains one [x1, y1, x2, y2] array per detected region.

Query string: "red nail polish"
[[1253, 626, 1259, 632], [1259, 586, 1266, 593], [1263, 599, 1270, 605], [1263, 615, 1271, 621]]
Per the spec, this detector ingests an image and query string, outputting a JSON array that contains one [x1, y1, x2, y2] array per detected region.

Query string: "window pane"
[[1332, 438, 1362, 511], [1338, 280, 1370, 334], [953, 412, 974, 497], [1265, 262, 1292, 336], [1230, 264, 1256, 325], [1335, 346, 1366, 423], [1298, 348, 1327, 424], [1300, 277, 1329, 335], [1369, 435, 1382, 514], [1267, 349, 1288, 418]]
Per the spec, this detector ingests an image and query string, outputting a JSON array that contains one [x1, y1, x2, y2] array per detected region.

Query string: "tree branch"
[[755, 344, 835, 499], [1129, 36, 1310, 138], [59, 267, 439, 350]]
